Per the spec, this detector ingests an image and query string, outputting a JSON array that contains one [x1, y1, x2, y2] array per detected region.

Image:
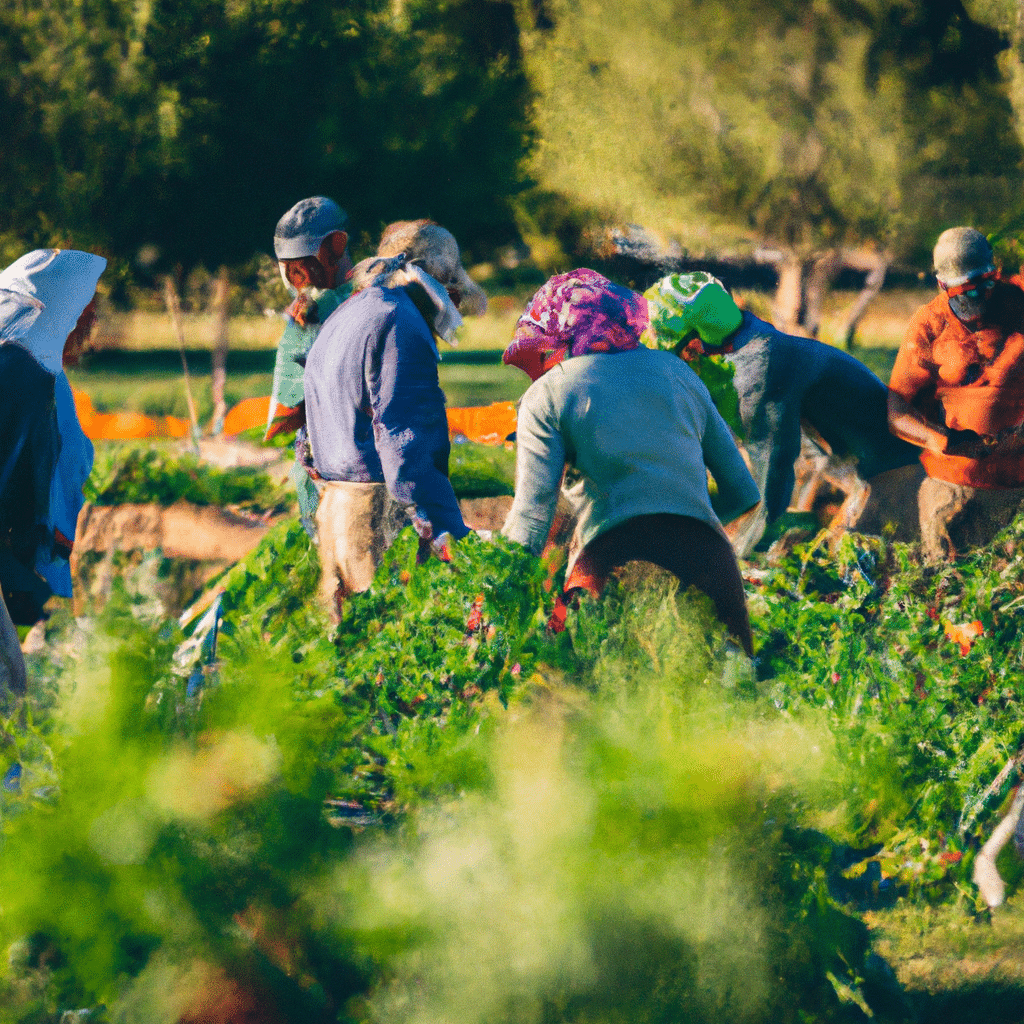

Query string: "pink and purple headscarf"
[[503, 268, 649, 381]]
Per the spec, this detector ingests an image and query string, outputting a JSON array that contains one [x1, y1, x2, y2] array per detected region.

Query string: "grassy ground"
[[74, 289, 534, 417], [74, 285, 930, 417], [865, 899, 1024, 1022]]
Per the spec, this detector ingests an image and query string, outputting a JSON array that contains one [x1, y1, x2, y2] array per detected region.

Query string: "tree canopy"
[[518, 0, 1024, 331], [0, 0, 532, 272], [3, 0, 1024, 299]]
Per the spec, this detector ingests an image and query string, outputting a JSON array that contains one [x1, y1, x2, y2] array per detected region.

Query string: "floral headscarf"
[[644, 272, 743, 353], [503, 268, 649, 381]]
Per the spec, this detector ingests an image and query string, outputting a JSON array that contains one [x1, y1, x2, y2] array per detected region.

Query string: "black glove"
[[945, 428, 994, 459]]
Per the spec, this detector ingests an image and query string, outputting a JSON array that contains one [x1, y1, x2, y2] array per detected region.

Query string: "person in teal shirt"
[[267, 196, 355, 537]]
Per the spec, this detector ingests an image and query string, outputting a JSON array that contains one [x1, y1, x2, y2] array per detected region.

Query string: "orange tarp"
[[221, 396, 272, 436], [74, 389, 191, 440], [72, 390, 517, 445], [446, 402, 517, 445]]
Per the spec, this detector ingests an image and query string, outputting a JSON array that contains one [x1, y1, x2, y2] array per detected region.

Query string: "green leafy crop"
[[83, 443, 289, 511], [9, 501, 1024, 1022]]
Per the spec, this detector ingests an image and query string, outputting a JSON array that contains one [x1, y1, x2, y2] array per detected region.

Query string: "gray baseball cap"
[[933, 226, 995, 287], [273, 196, 349, 260]]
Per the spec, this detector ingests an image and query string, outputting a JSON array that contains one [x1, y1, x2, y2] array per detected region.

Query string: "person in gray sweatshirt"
[[501, 269, 759, 654]]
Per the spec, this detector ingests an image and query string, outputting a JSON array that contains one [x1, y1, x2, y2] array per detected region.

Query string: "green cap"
[[644, 272, 743, 351]]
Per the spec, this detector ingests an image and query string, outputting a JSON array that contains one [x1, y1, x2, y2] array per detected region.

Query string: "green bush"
[[84, 443, 290, 511]]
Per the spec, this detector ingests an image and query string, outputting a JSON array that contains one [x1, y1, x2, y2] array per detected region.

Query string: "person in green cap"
[[266, 196, 355, 539], [645, 272, 920, 553]]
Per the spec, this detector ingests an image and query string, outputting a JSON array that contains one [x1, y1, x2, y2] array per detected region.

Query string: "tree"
[[0, 0, 534, 272], [519, 0, 1024, 340]]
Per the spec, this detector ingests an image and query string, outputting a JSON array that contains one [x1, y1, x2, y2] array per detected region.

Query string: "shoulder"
[[0, 344, 53, 393], [903, 293, 952, 352], [314, 287, 405, 347], [736, 311, 782, 342], [659, 348, 710, 391]]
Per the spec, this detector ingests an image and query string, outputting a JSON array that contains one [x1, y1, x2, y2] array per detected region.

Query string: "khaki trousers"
[[918, 478, 1024, 560], [314, 481, 409, 617]]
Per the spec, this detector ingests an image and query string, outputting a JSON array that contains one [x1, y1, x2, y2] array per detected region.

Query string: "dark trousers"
[[560, 513, 753, 656]]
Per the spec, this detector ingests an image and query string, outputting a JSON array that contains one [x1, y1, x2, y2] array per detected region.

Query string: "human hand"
[[944, 428, 996, 459]]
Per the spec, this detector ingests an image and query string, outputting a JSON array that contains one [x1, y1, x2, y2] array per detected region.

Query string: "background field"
[[68, 285, 932, 420]]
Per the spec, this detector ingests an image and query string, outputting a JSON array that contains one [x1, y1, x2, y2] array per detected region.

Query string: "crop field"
[[11, 280, 1024, 1023], [10, 454, 1024, 1022]]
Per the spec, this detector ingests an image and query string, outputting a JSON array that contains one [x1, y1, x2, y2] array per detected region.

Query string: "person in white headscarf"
[[0, 249, 106, 612], [0, 338, 59, 694], [303, 221, 486, 618]]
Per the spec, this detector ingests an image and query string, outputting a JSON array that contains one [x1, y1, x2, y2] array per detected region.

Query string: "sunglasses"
[[945, 272, 997, 299]]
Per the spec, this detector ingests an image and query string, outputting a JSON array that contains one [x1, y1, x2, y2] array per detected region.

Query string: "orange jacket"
[[890, 278, 1024, 487]]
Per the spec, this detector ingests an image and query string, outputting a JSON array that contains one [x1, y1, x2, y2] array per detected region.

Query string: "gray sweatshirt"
[[502, 347, 759, 567]]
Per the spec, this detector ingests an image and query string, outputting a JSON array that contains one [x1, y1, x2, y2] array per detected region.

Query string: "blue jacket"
[[303, 285, 468, 539]]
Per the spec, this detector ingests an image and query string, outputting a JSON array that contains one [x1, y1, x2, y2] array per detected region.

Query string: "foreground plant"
[[0, 519, 906, 1023]]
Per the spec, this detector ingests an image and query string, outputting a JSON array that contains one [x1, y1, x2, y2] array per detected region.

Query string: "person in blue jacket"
[[303, 221, 486, 617], [646, 272, 921, 553]]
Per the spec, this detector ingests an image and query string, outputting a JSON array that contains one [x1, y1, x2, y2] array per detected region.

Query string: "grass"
[[67, 351, 527, 419], [74, 283, 533, 418], [71, 284, 934, 418]]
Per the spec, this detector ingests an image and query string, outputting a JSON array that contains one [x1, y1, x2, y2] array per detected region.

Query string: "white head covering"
[[0, 249, 106, 374], [351, 253, 464, 345], [0, 249, 106, 598]]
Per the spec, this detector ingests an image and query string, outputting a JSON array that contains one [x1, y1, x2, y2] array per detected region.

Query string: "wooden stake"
[[210, 266, 230, 435], [163, 275, 201, 440]]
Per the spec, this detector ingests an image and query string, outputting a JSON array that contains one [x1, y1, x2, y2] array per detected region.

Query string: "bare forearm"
[[887, 391, 948, 455]]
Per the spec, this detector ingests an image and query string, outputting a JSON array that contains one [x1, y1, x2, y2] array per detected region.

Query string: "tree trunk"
[[753, 244, 888, 345], [753, 246, 814, 337], [803, 250, 842, 338], [210, 267, 231, 436], [773, 252, 805, 335], [834, 248, 888, 349]]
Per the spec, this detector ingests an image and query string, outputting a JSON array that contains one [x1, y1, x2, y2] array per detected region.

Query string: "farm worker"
[[645, 272, 920, 555], [501, 268, 759, 656], [0, 338, 61, 695], [888, 227, 1024, 558], [303, 221, 486, 618], [267, 196, 355, 539], [0, 249, 106, 628]]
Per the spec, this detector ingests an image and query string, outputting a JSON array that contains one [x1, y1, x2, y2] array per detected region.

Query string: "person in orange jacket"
[[888, 227, 1024, 557]]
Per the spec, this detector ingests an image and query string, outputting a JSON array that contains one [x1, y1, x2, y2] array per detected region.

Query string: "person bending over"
[[501, 269, 759, 656], [645, 272, 921, 555], [303, 221, 485, 618]]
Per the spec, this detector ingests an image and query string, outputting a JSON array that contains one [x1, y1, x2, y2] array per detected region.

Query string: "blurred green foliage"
[[448, 441, 516, 497], [4, 0, 1024, 294], [83, 443, 290, 510], [0, 524, 887, 1022], [10, 504, 1024, 1018], [0, 0, 532, 276]]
